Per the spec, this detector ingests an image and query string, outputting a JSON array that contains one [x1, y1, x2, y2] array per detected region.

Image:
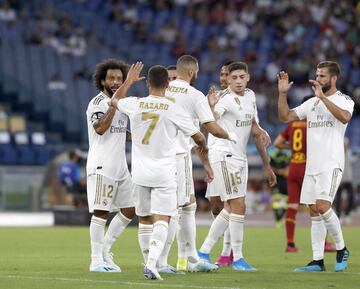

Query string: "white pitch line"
[[0, 275, 242, 289]]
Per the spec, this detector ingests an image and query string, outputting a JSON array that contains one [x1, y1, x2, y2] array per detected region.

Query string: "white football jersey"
[[165, 79, 214, 154], [209, 88, 259, 161], [294, 91, 354, 174], [116, 95, 198, 187], [86, 92, 128, 179]]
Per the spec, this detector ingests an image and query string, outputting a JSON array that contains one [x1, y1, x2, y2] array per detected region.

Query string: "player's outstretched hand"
[[127, 61, 145, 84], [265, 166, 277, 187], [207, 86, 219, 108], [277, 71, 293, 94], [309, 80, 325, 99], [204, 164, 214, 183], [227, 131, 237, 144]]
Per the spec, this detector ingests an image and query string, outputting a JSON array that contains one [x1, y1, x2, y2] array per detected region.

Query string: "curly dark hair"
[[93, 59, 129, 91]]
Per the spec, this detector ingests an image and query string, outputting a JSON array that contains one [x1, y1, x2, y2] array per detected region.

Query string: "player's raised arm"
[[277, 71, 299, 123], [110, 61, 145, 108]]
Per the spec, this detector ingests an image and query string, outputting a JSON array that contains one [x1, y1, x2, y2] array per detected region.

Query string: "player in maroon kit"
[[274, 96, 336, 252]]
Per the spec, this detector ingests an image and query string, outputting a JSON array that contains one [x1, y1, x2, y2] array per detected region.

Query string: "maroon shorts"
[[287, 163, 306, 204]]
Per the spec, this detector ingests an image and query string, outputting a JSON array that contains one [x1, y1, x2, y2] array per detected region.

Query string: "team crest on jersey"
[[102, 199, 108, 206], [233, 186, 238, 193]]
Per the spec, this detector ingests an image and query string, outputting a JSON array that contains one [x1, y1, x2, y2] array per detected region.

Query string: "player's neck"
[[176, 76, 190, 83], [150, 89, 165, 97], [101, 90, 111, 98], [229, 87, 245, 96]]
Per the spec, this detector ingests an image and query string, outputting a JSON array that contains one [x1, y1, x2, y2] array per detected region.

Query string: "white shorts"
[[133, 181, 177, 217], [206, 155, 248, 202], [176, 153, 194, 206], [300, 168, 343, 205], [87, 172, 134, 213]]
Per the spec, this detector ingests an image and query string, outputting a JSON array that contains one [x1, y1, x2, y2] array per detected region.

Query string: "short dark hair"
[[176, 55, 198, 71], [93, 59, 128, 91], [148, 65, 169, 89], [228, 61, 248, 73], [167, 65, 176, 71], [222, 60, 235, 67], [317, 61, 340, 77]]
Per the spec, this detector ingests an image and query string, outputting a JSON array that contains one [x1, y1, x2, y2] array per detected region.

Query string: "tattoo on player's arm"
[[92, 107, 116, 134]]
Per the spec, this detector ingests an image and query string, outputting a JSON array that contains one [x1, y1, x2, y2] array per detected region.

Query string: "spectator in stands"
[[155, 20, 177, 44], [0, 1, 17, 23], [68, 28, 87, 56], [75, 65, 92, 81], [47, 74, 67, 91], [58, 150, 86, 207]]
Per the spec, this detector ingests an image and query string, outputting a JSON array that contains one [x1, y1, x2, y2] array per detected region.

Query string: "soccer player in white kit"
[[277, 61, 354, 272], [198, 62, 277, 271], [86, 60, 144, 272], [110, 65, 211, 280], [163, 55, 236, 272]]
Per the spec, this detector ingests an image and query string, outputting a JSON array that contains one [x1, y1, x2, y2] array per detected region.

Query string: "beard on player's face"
[[104, 82, 121, 97], [321, 81, 331, 93], [104, 84, 114, 96]]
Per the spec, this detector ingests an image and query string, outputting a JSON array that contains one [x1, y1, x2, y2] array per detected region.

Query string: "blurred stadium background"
[[0, 0, 359, 225]]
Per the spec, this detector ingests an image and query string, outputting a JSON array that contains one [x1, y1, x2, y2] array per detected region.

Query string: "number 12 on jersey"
[[141, 112, 159, 144]]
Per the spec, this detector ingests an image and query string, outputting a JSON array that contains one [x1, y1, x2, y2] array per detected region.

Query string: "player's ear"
[[331, 75, 337, 84], [146, 79, 150, 89]]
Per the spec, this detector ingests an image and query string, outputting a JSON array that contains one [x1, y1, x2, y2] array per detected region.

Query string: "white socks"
[[311, 216, 327, 260], [103, 212, 132, 254], [138, 223, 153, 263], [157, 214, 178, 268], [221, 228, 232, 256], [147, 221, 169, 268], [200, 209, 230, 254], [321, 208, 345, 250], [229, 213, 244, 261], [177, 202, 198, 261], [90, 216, 107, 266]]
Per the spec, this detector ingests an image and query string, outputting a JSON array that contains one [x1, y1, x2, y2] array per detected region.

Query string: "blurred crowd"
[[1, 0, 359, 121]]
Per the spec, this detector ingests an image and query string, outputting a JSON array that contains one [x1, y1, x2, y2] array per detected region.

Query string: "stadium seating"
[[0, 0, 358, 154]]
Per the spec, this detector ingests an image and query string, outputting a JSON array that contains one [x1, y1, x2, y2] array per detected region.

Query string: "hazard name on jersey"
[[139, 101, 169, 110]]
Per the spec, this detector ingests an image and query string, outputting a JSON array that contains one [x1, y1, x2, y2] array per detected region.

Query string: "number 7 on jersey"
[[141, 112, 159, 144]]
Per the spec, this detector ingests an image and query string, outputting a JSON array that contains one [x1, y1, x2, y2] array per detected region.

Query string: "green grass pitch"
[[0, 226, 358, 289]]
